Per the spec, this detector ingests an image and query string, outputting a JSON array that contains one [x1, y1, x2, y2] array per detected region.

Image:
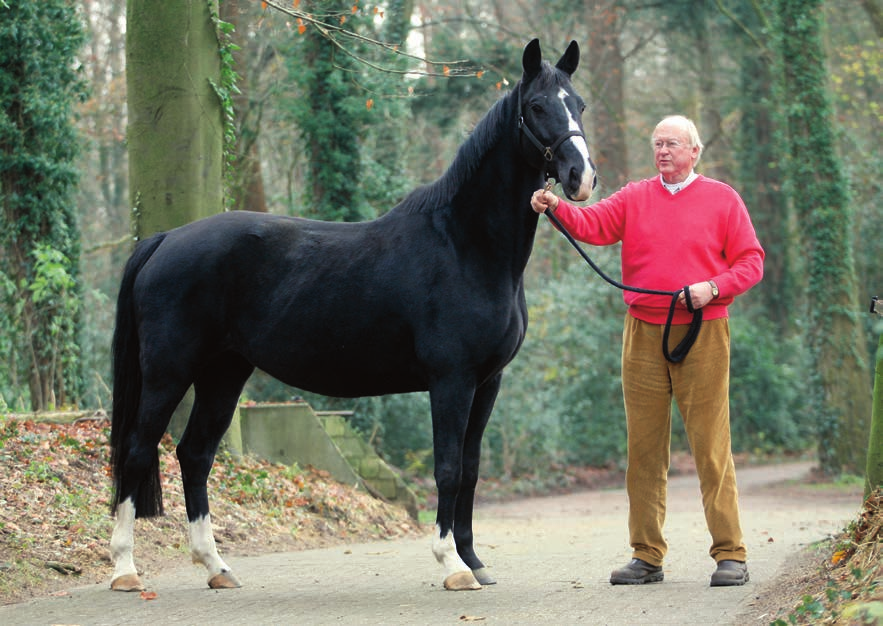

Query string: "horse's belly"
[[250, 342, 427, 398]]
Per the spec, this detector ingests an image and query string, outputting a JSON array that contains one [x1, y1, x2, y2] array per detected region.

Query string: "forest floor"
[[0, 415, 879, 624]]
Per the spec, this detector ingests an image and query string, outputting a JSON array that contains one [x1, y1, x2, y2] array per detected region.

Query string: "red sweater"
[[553, 175, 764, 324]]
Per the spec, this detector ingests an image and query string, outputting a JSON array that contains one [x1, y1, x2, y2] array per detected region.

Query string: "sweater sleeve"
[[711, 194, 764, 299], [551, 185, 631, 246]]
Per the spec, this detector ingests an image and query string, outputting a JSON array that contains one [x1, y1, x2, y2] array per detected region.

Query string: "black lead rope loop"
[[661, 287, 702, 364], [545, 208, 703, 363]]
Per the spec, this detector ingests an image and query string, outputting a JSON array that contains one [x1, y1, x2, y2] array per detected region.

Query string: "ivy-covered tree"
[[868, 325, 882, 497], [0, 1, 87, 411], [282, 11, 373, 222], [220, 0, 268, 213], [775, 0, 872, 475]]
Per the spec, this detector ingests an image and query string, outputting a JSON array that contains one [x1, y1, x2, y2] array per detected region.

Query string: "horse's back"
[[128, 211, 423, 393]]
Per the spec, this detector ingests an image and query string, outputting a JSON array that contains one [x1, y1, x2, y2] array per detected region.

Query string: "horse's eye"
[[530, 103, 544, 114]]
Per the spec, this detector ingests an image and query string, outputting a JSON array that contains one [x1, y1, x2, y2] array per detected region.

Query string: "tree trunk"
[[693, 16, 732, 184], [736, 53, 797, 333], [866, 331, 883, 497], [126, 0, 224, 237], [585, 0, 629, 194], [776, 0, 872, 475]]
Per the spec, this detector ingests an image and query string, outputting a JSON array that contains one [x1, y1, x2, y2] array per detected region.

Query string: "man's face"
[[652, 122, 699, 183]]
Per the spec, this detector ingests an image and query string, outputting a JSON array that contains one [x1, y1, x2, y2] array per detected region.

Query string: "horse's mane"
[[394, 61, 563, 215]]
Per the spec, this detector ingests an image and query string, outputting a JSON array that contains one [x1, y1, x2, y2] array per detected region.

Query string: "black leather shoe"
[[710, 560, 749, 587], [610, 558, 664, 585]]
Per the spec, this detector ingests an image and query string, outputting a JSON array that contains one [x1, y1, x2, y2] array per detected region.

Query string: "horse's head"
[[517, 39, 597, 202]]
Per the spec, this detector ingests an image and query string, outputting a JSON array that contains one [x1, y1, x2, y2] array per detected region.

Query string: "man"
[[530, 115, 764, 587]]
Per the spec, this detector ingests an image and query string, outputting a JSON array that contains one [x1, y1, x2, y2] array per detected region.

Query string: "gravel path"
[[1, 461, 862, 625]]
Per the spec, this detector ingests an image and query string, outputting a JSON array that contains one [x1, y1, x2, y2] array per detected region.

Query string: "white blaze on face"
[[110, 498, 138, 581], [557, 87, 595, 200], [189, 514, 232, 578]]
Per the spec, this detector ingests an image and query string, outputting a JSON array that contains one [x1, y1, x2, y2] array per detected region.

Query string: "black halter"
[[517, 86, 585, 179]]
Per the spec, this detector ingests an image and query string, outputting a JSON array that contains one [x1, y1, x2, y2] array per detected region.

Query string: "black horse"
[[109, 38, 596, 593]]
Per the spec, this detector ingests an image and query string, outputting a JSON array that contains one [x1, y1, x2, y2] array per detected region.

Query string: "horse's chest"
[[459, 297, 527, 359]]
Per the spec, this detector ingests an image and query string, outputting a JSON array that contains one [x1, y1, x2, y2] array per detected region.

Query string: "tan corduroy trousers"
[[621, 314, 747, 566]]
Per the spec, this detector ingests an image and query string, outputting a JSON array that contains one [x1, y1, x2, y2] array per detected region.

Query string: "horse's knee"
[[434, 461, 462, 494], [460, 466, 479, 489]]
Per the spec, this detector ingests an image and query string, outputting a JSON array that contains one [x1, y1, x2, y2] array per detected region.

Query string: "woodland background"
[[0, 0, 880, 482]]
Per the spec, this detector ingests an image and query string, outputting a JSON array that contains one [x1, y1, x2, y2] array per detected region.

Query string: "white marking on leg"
[[189, 514, 232, 579], [432, 525, 470, 578], [558, 87, 595, 200], [110, 498, 138, 581]]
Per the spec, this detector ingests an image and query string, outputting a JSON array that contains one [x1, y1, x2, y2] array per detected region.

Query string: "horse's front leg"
[[453, 373, 502, 586], [177, 370, 250, 589], [178, 445, 239, 588], [429, 377, 482, 591]]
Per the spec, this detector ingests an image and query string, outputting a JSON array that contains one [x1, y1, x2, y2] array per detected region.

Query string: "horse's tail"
[[110, 232, 167, 518]]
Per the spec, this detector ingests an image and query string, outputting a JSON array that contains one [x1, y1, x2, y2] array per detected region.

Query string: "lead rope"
[[541, 180, 702, 363]]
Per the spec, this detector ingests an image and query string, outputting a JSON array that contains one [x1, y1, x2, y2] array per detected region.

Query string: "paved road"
[[1, 462, 862, 625]]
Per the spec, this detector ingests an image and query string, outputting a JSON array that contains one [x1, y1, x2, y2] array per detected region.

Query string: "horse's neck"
[[453, 142, 542, 279]]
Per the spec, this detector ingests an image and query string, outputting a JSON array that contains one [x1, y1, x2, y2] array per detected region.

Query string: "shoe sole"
[[610, 572, 664, 585], [710, 572, 749, 587]]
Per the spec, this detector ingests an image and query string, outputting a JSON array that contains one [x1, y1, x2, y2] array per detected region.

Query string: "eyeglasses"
[[653, 139, 688, 151]]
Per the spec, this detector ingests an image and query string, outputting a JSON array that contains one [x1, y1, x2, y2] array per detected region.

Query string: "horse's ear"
[[522, 38, 542, 81], [555, 40, 580, 76]]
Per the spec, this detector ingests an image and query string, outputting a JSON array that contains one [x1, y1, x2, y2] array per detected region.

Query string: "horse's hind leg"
[[176, 353, 253, 589], [111, 380, 190, 591]]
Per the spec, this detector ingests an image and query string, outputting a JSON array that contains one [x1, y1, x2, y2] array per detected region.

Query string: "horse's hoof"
[[472, 567, 496, 586], [443, 571, 482, 591], [208, 570, 242, 589], [110, 573, 145, 592]]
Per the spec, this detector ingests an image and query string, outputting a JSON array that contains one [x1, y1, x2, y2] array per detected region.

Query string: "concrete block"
[[238, 402, 361, 487]]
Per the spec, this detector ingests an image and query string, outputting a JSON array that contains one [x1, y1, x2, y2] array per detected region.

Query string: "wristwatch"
[[708, 280, 719, 299]]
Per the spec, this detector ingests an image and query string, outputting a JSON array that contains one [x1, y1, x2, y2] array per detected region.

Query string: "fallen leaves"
[[0, 414, 423, 605]]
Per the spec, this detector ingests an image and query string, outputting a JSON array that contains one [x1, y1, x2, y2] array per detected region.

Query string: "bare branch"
[[82, 234, 132, 255], [714, 0, 772, 57], [261, 0, 480, 77]]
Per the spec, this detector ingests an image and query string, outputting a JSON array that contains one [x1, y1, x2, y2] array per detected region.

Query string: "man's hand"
[[530, 189, 560, 214], [679, 281, 716, 310]]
